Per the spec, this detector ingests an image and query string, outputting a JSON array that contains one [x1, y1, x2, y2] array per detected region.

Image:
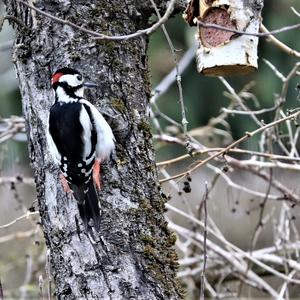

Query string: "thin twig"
[[20, 253, 33, 300], [263, 58, 286, 81], [197, 20, 300, 38], [219, 77, 262, 127], [169, 221, 283, 298], [279, 270, 297, 299], [291, 7, 300, 18], [206, 163, 279, 201], [238, 169, 273, 296], [46, 250, 52, 300], [166, 203, 300, 285], [0, 229, 36, 243], [0, 15, 27, 31], [260, 24, 300, 58], [159, 110, 300, 183], [0, 211, 39, 229], [221, 104, 280, 115], [0, 176, 35, 185], [156, 132, 300, 203], [200, 182, 208, 300], [150, 44, 197, 104], [16, 0, 176, 41], [39, 275, 45, 300], [156, 145, 300, 167], [149, 0, 189, 138], [0, 116, 26, 144], [281, 63, 300, 102], [227, 156, 300, 204], [243, 242, 300, 257], [0, 279, 3, 300]]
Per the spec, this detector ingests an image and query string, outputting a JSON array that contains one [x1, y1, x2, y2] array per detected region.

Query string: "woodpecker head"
[[51, 67, 97, 101]]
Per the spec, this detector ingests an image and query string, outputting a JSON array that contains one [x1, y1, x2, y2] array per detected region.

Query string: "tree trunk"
[[4, 1, 183, 298]]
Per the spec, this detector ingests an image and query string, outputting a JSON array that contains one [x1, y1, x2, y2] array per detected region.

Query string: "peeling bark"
[[4, 1, 183, 299]]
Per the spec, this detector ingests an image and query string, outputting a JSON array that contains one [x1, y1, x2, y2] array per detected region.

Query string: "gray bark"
[[4, 1, 183, 299]]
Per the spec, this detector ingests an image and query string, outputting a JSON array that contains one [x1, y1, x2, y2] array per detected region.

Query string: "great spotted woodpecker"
[[47, 67, 115, 231]]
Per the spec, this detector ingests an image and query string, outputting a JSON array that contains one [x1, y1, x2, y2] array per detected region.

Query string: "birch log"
[[189, 0, 264, 76], [3, 0, 183, 299]]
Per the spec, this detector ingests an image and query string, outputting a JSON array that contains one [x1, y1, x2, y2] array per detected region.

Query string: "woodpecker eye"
[[77, 75, 82, 81]]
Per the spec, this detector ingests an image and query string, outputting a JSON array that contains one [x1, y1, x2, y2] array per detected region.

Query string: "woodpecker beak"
[[83, 81, 98, 88]]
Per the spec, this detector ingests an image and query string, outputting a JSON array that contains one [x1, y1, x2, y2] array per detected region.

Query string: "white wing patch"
[[79, 105, 93, 159], [79, 99, 115, 162]]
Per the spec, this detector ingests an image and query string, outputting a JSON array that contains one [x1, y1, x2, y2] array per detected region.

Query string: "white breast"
[[79, 105, 93, 158]]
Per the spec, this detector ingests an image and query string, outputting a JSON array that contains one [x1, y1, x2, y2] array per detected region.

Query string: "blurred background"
[[0, 0, 300, 298]]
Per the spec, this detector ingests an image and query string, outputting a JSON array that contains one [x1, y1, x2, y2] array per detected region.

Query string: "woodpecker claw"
[[60, 174, 72, 193], [93, 159, 102, 191]]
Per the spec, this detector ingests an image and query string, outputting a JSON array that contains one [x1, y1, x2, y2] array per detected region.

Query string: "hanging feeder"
[[183, 0, 264, 76]]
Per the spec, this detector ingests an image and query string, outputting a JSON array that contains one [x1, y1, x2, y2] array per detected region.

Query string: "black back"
[[49, 102, 83, 161]]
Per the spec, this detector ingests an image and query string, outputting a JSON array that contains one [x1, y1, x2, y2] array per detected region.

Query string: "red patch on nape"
[[51, 72, 64, 85]]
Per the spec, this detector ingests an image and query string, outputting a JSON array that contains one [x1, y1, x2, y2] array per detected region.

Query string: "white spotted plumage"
[[79, 105, 93, 159]]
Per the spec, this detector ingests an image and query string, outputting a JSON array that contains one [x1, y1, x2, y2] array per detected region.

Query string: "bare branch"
[[16, 0, 176, 41], [0, 15, 27, 30], [0, 279, 3, 300], [0, 116, 26, 144], [200, 182, 208, 300], [149, 0, 189, 138], [221, 105, 280, 115], [166, 203, 300, 285], [169, 221, 284, 298], [20, 253, 33, 300], [263, 58, 286, 81], [150, 44, 197, 104], [0, 229, 36, 243], [260, 24, 300, 58], [156, 144, 300, 167], [159, 110, 300, 184], [291, 7, 300, 18], [0, 176, 35, 185], [0, 211, 39, 229], [197, 20, 300, 38]]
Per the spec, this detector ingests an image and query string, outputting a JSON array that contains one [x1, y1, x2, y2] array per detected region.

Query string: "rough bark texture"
[[4, 1, 183, 299], [196, 0, 264, 76]]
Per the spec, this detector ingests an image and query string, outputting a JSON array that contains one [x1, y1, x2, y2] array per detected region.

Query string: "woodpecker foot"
[[60, 174, 72, 193], [93, 159, 102, 191]]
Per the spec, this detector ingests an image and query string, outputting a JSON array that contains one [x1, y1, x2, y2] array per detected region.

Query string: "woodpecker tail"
[[72, 181, 101, 231]]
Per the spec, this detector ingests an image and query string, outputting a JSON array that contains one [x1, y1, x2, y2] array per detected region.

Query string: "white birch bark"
[[196, 0, 264, 76]]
